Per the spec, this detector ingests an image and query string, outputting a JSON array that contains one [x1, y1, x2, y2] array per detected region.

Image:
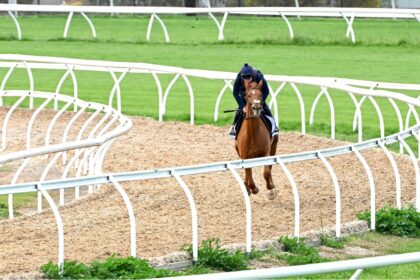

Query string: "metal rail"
[[154, 252, 420, 280], [1, 123, 419, 198], [0, 5, 419, 43]]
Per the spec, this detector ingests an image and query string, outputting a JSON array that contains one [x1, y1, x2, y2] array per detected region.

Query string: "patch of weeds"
[[320, 234, 345, 249], [41, 260, 90, 279], [248, 248, 288, 266], [248, 249, 267, 260], [357, 205, 420, 237], [0, 165, 13, 173], [40, 256, 182, 279], [183, 238, 249, 272], [0, 203, 8, 218], [278, 236, 331, 265], [182, 265, 213, 275], [0, 203, 20, 218]]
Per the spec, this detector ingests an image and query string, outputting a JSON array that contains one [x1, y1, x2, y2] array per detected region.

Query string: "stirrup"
[[272, 127, 279, 136]]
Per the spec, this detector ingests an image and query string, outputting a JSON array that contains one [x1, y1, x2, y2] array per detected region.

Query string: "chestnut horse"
[[235, 81, 279, 200]]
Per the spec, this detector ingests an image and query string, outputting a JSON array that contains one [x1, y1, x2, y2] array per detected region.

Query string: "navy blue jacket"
[[232, 70, 269, 108]]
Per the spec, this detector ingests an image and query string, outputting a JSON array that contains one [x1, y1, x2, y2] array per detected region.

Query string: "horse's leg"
[[265, 135, 279, 200], [264, 165, 277, 200], [245, 168, 259, 195]]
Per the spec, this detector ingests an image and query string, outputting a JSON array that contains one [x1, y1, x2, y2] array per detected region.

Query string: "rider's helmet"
[[240, 63, 255, 80]]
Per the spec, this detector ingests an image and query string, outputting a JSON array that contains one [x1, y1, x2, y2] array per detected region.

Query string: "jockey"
[[229, 63, 279, 138]]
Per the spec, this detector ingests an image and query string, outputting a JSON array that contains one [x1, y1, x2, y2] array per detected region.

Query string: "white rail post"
[[352, 147, 376, 230], [387, 98, 404, 153], [379, 142, 401, 209], [227, 163, 252, 256], [63, 12, 74, 38], [290, 83, 306, 134], [80, 12, 97, 38], [295, 0, 301, 20], [310, 87, 335, 139], [150, 71, 164, 122], [8, 192, 13, 219], [399, 135, 420, 211], [146, 13, 170, 43], [172, 170, 198, 263], [108, 176, 137, 257], [181, 74, 195, 125], [108, 69, 129, 113], [23, 61, 34, 109], [10, 158, 31, 217], [208, 12, 229, 41], [61, 104, 88, 164], [2, 94, 26, 151], [268, 82, 286, 125], [162, 74, 181, 116], [278, 159, 300, 238], [350, 268, 364, 280], [37, 183, 65, 274], [349, 92, 363, 143], [279, 12, 294, 40], [318, 153, 341, 237], [213, 79, 233, 122], [0, 64, 18, 107], [341, 13, 356, 43], [7, 11, 21, 40]]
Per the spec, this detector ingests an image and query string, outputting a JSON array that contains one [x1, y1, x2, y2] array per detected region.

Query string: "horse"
[[235, 80, 279, 200]]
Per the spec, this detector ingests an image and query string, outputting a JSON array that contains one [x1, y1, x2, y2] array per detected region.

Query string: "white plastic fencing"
[[0, 54, 420, 276], [157, 251, 420, 279], [0, 4, 419, 43]]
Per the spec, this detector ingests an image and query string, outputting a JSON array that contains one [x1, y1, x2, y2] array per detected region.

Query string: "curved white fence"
[[0, 4, 419, 43], [0, 54, 419, 275], [0, 56, 133, 220]]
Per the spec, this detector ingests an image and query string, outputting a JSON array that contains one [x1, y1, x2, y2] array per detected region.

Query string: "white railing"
[[157, 252, 420, 279], [1, 54, 420, 139], [0, 55, 419, 276], [0, 5, 419, 43], [0, 123, 419, 275], [0, 56, 133, 220]]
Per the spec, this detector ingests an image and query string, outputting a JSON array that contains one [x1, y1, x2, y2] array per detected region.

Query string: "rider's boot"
[[228, 108, 243, 139]]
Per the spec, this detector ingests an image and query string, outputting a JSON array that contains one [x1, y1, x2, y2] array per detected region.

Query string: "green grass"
[[250, 232, 420, 279]]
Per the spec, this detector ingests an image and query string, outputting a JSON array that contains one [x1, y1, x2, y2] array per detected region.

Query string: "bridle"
[[244, 88, 263, 119]]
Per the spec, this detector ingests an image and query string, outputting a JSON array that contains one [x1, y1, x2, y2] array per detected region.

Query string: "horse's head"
[[244, 80, 264, 118]]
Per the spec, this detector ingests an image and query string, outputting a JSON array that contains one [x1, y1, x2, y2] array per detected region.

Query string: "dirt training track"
[[0, 110, 416, 273]]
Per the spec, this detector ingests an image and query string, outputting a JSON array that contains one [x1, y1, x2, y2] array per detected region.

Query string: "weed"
[[183, 238, 249, 272], [278, 236, 331, 265], [0, 203, 20, 218], [320, 235, 345, 249], [357, 205, 420, 237], [41, 260, 90, 279], [40, 256, 181, 279]]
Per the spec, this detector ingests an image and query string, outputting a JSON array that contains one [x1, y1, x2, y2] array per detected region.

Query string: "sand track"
[[0, 111, 416, 273]]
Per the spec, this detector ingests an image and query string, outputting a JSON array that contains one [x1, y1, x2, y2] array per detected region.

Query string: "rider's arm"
[[256, 72, 270, 101], [233, 74, 245, 108]]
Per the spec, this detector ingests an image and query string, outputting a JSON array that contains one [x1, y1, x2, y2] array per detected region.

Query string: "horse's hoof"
[[251, 186, 259, 195], [267, 189, 277, 200]]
